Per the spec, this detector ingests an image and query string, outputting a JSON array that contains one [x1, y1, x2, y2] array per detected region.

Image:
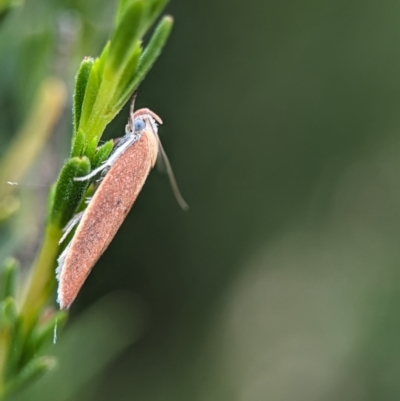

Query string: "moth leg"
[[59, 211, 84, 244], [74, 162, 110, 182], [56, 241, 71, 282], [74, 133, 141, 182]]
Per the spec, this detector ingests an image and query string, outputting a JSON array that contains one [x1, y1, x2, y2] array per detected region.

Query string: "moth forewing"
[[56, 111, 160, 309]]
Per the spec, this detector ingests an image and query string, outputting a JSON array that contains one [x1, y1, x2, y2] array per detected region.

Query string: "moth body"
[[56, 109, 160, 309]]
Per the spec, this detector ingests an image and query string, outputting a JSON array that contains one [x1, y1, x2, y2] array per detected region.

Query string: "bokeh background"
[[2, 0, 400, 400]]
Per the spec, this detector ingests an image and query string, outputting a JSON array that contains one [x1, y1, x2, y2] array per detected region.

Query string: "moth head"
[[125, 94, 163, 134], [131, 109, 162, 166], [134, 112, 160, 136], [133, 118, 146, 132]]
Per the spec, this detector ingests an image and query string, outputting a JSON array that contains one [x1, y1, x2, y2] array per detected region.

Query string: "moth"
[[56, 98, 187, 309]]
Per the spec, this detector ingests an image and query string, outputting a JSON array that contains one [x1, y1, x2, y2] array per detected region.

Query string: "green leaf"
[[78, 61, 101, 138], [0, 258, 18, 301], [0, 298, 19, 388], [72, 57, 93, 139], [107, 0, 145, 74], [141, 0, 168, 35], [4, 356, 56, 398], [27, 311, 67, 356], [116, 15, 173, 111], [111, 42, 142, 112], [97, 41, 110, 79], [75, 2, 173, 154], [70, 129, 86, 158], [92, 140, 114, 169], [115, 0, 132, 25], [50, 157, 91, 228], [85, 135, 101, 162], [0, 298, 17, 330]]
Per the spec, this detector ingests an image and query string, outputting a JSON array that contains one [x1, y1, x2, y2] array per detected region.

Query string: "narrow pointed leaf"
[[116, 15, 173, 111], [51, 157, 91, 227], [73, 58, 93, 139], [28, 311, 68, 354], [4, 356, 56, 398], [1, 258, 18, 301], [97, 41, 110, 80], [85, 135, 101, 162], [141, 0, 168, 35], [0, 298, 17, 329], [107, 0, 145, 74], [71, 129, 86, 158], [116, 0, 132, 25], [92, 140, 114, 169], [111, 42, 142, 108], [79, 61, 101, 136]]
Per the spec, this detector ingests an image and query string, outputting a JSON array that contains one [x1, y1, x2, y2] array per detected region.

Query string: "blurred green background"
[[3, 0, 400, 400]]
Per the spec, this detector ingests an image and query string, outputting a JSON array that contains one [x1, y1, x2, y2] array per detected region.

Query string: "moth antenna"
[[156, 151, 167, 174], [134, 108, 163, 124], [128, 91, 138, 131], [156, 136, 189, 210]]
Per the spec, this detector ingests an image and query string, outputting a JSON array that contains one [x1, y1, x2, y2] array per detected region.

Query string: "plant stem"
[[0, 329, 8, 398], [20, 223, 62, 330]]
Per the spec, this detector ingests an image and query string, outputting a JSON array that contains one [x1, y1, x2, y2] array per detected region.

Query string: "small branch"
[[19, 224, 62, 330]]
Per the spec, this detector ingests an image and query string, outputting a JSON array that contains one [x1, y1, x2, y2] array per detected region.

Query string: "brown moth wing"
[[58, 131, 158, 309]]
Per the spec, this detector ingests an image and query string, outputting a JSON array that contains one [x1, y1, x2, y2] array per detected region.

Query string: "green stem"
[[0, 329, 8, 398], [20, 223, 62, 330]]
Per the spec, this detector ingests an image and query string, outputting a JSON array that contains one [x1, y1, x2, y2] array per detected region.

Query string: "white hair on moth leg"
[[56, 241, 71, 283], [59, 211, 84, 244], [74, 133, 142, 183]]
